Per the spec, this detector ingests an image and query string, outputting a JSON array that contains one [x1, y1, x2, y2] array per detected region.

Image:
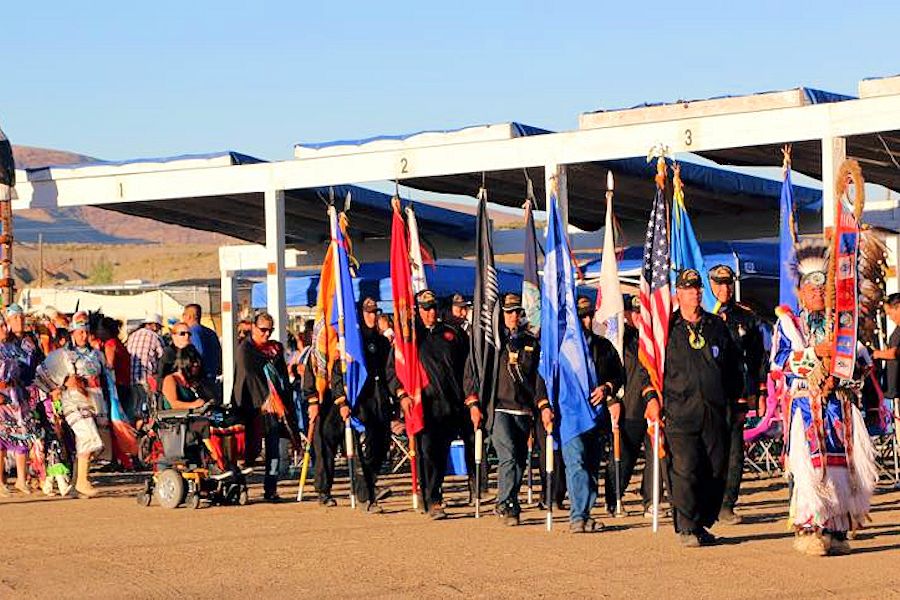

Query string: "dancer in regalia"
[[771, 240, 877, 556]]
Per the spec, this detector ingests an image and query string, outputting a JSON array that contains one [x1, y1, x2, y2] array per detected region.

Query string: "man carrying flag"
[[537, 189, 622, 533], [386, 198, 429, 509], [388, 289, 473, 520], [306, 206, 368, 507], [331, 297, 392, 513], [664, 269, 742, 547]]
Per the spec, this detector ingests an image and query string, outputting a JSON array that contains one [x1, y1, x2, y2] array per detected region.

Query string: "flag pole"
[[545, 429, 554, 532], [297, 428, 315, 501], [329, 206, 356, 509], [652, 420, 660, 533], [526, 432, 534, 505], [474, 428, 483, 518]]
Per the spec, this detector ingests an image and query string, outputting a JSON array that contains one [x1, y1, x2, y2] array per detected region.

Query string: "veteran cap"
[[416, 289, 438, 309], [451, 293, 472, 307], [675, 268, 703, 289], [501, 293, 522, 312], [708, 264, 735, 284]]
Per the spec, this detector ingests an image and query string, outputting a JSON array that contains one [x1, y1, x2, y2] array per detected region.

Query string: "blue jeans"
[[491, 411, 532, 515], [562, 426, 602, 523]]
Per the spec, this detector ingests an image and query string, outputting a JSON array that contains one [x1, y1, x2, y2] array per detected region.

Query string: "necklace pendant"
[[689, 330, 706, 350]]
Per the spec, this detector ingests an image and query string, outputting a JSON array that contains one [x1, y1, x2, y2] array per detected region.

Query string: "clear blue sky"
[[4, 1, 896, 162]]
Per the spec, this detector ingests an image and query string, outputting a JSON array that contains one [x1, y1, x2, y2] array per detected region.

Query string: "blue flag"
[[779, 168, 799, 312], [330, 208, 368, 432], [538, 193, 599, 446], [670, 170, 715, 309]]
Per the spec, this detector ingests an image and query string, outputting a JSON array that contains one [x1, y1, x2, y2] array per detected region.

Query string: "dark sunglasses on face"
[[175, 331, 191, 337], [256, 327, 274, 334]]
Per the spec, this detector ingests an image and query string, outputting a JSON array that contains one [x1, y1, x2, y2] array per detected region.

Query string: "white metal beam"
[[264, 188, 287, 341], [220, 270, 238, 405], [11, 92, 900, 210], [821, 136, 847, 230]]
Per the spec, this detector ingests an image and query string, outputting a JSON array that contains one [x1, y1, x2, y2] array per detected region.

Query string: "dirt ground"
[[1, 470, 899, 600]]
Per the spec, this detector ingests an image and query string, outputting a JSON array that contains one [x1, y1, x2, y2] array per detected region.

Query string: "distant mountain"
[[11, 145, 239, 245]]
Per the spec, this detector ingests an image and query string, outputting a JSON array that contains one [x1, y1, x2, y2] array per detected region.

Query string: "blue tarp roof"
[[251, 260, 524, 310], [24, 150, 265, 174], [295, 122, 550, 151], [581, 240, 779, 280]]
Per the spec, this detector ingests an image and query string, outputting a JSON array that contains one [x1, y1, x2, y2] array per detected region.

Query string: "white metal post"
[[220, 269, 238, 405], [265, 188, 287, 341], [545, 164, 569, 230], [820, 136, 846, 232]]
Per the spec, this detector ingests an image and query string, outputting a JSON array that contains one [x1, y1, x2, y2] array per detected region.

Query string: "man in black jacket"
[[387, 289, 477, 520], [232, 312, 296, 502], [464, 293, 546, 526], [331, 297, 394, 512], [603, 296, 670, 516], [662, 269, 742, 547], [708, 264, 768, 524]]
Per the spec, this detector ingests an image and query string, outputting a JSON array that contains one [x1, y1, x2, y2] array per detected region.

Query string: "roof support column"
[[220, 269, 237, 405], [265, 188, 287, 341], [545, 164, 569, 229], [820, 136, 846, 232]]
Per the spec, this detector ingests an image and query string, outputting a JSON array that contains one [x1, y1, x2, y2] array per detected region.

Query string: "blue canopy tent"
[[580, 240, 781, 315], [580, 240, 779, 281], [251, 260, 524, 312]]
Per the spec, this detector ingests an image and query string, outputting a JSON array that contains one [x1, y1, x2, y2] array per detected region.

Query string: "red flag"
[[390, 200, 429, 436]]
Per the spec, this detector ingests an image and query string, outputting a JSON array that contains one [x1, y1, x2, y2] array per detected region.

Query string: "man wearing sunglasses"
[[233, 312, 297, 502]]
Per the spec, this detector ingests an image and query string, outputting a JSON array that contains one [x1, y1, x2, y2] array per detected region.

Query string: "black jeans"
[[722, 409, 746, 510], [353, 416, 390, 503], [313, 402, 345, 497], [667, 411, 728, 533], [243, 409, 284, 496], [417, 426, 452, 510]]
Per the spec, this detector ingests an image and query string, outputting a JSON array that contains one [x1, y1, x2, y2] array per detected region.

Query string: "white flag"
[[593, 193, 624, 356], [405, 206, 428, 294]]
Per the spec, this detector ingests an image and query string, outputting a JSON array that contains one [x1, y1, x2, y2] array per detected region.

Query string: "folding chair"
[[744, 374, 784, 477], [389, 420, 412, 474], [867, 397, 900, 486]]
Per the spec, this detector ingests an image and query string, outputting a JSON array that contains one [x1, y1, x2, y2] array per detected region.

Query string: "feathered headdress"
[[792, 238, 828, 289]]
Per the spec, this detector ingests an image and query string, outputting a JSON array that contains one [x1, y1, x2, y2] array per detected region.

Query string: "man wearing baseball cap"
[[663, 269, 742, 547], [707, 264, 767, 525], [331, 297, 393, 512], [387, 289, 474, 520], [464, 293, 545, 525], [445, 293, 473, 335]]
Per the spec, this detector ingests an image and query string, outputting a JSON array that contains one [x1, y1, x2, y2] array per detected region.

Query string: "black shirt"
[[620, 324, 657, 421], [886, 327, 900, 398], [387, 320, 469, 426], [714, 300, 767, 402], [663, 309, 742, 433]]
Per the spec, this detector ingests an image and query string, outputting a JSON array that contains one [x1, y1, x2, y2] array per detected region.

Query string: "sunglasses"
[[256, 327, 274, 334], [175, 331, 192, 337]]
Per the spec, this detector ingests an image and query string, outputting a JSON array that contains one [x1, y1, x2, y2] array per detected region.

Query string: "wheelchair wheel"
[[155, 469, 186, 509]]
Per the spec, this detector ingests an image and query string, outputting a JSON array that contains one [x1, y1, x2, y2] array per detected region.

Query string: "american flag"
[[638, 182, 671, 395]]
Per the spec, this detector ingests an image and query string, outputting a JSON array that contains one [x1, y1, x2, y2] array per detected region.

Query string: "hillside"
[[11, 145, 240, 245], [9, 145, 238, 287]]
